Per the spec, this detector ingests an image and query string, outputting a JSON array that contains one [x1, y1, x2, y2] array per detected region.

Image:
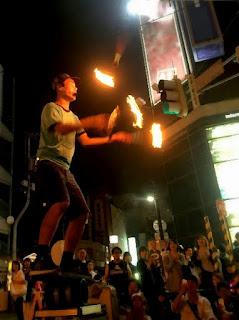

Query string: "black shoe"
[[32, 256, 56, 271]]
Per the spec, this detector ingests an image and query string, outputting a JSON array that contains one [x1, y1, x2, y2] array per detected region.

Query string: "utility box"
[[183, 1, 224, 62]]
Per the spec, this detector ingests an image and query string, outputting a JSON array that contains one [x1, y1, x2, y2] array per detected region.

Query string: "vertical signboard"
[[139, 0, 186, 105]]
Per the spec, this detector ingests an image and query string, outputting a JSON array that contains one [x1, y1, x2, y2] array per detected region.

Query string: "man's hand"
[[113, 52, 122, 68], [111, 131, 132, 144], [178, 282, 188, 296]]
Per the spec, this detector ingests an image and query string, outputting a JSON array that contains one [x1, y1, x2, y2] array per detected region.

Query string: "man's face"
[[78, 249, 86, 261], [124, 254, 131, 263], [59, 78, 78, 102], [151, 241, 156, 249], [88, 262, 94, 272], [113, 249, 121, 260], [140, 250, 148, 260], [128, 281, 139, 296], [186, 248, 193, 257], [187, 280, 198, 293]]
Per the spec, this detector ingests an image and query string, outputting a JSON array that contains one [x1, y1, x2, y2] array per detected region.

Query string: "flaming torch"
[[126, 95, 143, 129], [94, 68, 115, 87], [151, 123, 163, 148]]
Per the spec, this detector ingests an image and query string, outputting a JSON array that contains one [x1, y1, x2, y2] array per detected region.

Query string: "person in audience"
[[10, 260, 27, 320], [149, 240, 163, 269], [123, 252, 137, 276], [172, 274, 216, 320], [217, 281, 239, 319], [218, 244, 230, 281], [163, 239, 186, 297], [192, 235, 215, 290], [233, 232, 239, 249], [87, 261, 97, 279], [104, 246, 131, 306], [74, 248, 88, 275], [23, 258, 32, 302], [120, 279, 150, 318], [206, 273, 224, 316]]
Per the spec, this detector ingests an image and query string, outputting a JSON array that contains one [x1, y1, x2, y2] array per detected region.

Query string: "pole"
[[154, 199, 164, 241], [204, 216, 219, 273], [12, 133, 31, 259]]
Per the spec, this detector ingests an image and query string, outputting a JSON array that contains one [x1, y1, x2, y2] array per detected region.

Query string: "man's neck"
[[55, 99, 70, 111]]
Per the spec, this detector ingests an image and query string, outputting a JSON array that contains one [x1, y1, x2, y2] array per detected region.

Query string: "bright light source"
[[94, 68, 115, 87], [128, 237, 138, 266], [151, 123, 163, 148], [126, 95, 143, 128], [134, 272, 140, 280], [127, 0, 159, 21], [147, 196, 154, 202], [110, 235, 118, 244]]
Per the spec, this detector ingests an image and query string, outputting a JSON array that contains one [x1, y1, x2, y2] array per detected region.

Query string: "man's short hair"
[[188, 274, 198, 285], [51, 73, 81, 91], [139, 246, 148, 255], [112, 246, 122, 254]]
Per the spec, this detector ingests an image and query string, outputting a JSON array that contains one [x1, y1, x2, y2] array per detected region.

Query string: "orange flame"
[[94, 68, 114, 87], [151, 123, 162, 148], [126, 95, 143, 128]]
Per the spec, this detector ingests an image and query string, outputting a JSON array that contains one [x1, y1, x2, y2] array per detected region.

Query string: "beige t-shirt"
[[37, 102, 85, 170]]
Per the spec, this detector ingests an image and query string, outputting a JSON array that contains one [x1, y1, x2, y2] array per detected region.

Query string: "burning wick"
[[151, 123, 162, 148], [126, 95, 143, 129], [94, 68, 114, 87]]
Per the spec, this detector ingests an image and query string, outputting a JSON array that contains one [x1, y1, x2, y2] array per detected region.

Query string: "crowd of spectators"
[[9, 233, 239, 320], [100, 236, 239, 320]]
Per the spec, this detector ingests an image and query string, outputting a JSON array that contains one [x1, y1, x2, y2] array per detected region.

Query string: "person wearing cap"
[[33, 73, 132, 271]]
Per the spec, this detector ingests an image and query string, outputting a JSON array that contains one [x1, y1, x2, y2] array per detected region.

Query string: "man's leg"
[[38, 201, 69, 245], [34, 160, 70, 269], [64, 212, 89, 252], [60, 170, 90, 270]]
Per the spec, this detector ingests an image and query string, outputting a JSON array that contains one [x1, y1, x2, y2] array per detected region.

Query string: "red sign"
[[140, 1, 186, 104]]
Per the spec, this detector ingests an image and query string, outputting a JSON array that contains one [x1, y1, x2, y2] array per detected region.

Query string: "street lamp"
[[146, 195, 164, 240]]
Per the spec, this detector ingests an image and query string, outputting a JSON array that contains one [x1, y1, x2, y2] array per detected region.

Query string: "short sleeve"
[[76, 118, 85, 136], [41, 103, 62, 130]]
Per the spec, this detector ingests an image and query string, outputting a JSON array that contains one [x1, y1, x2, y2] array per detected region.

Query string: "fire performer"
[[33, 73, 132, 271]]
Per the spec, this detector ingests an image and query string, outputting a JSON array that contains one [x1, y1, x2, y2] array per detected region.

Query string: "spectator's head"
[[196, 235, 208, 249], [128, 279, 141, 297], [235, 232, 239, 241], [23, 258, 31, 268], [87, 261, 94, 272], [161, 240, 168, 251], [139, 246, 148, 260], [212, 273, 223, 288], [187, 275, 199, 295], [217, 282, 231, 302], [78, 248, 86, 261], [12, 260, 21, 272], [112, 247, 122, 260], [131, 293, 144, 308], [185, 247, 193, 258], [218, 243, 226, 255], [151, 240, 156, 250], [167, 239, 179, 252], [123, 252, 132, 263]]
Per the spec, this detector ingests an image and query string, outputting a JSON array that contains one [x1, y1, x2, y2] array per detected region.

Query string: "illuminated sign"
[[139, 1, 186, 104], [206, 122, 239, 239]]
